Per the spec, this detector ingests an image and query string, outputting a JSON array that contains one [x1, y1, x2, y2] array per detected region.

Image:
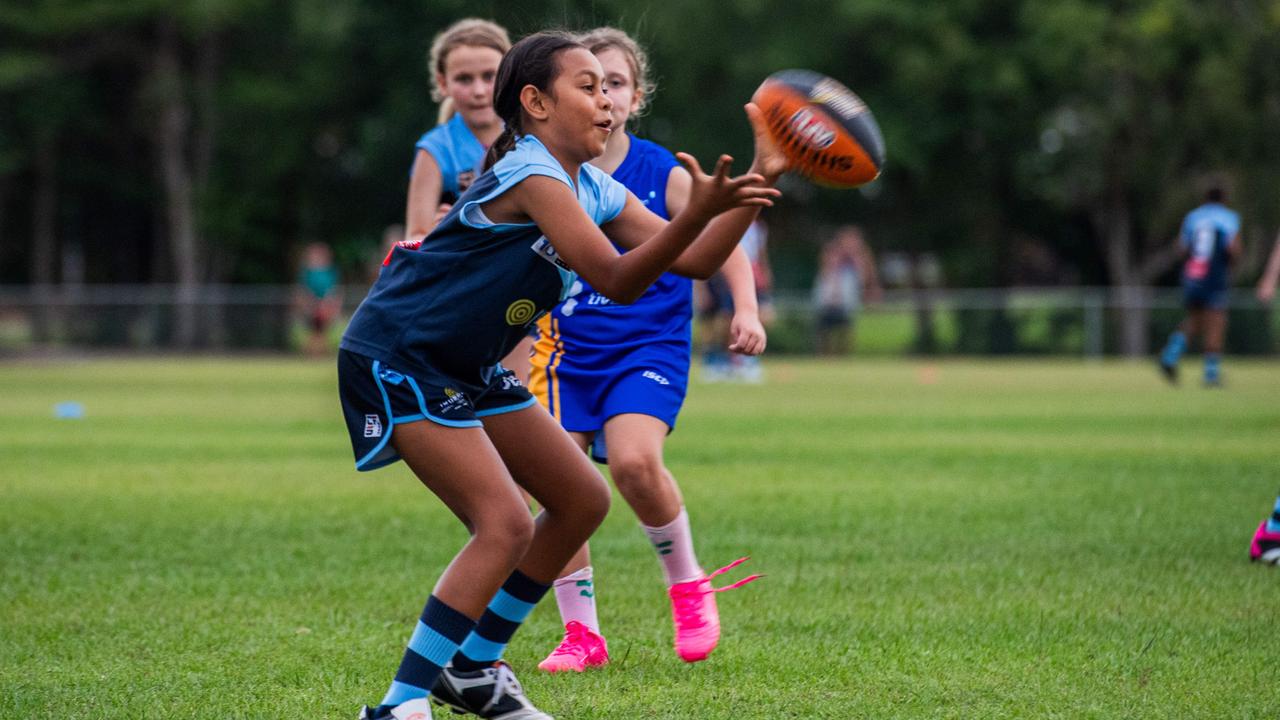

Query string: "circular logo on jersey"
[[506, 299, 537, 326]]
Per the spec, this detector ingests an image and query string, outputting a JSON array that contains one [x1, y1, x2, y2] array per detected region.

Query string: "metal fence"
[[0, 284, 1275, 357]]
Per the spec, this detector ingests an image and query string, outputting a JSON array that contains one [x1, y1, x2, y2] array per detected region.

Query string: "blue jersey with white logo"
[[537, 136, 691, 356], [1180, 202, 1239, 292], [414, 113, 485, 203], [343, 134, 628, 385]]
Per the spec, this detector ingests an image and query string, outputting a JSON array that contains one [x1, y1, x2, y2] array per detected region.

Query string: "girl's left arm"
[[666, 165, 765, 355]]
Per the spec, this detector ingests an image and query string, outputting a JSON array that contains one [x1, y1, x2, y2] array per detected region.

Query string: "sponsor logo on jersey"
[[531, 236, 572, 271], [642, 370, 671, 385], [506, 299, 538, 326], [363, 414, 382, 438]]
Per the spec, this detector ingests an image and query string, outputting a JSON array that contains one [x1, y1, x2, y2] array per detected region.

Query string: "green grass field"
[[2, 357, 1278, 719]]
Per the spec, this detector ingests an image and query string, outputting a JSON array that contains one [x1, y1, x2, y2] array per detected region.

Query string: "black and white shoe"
[[431, 661, 554, 719], [357, 697, 434, 720]]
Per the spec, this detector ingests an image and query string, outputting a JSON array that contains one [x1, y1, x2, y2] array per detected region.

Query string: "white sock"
[[553, 566, 600, 634], [641, 507, 703, 585]]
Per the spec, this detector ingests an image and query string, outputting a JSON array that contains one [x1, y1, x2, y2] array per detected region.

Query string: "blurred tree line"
[[1, 0, 1278, 348]]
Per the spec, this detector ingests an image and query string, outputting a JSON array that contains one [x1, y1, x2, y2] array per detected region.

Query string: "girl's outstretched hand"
[[744, 102, 791, 180], [675, 152, 782, 223]]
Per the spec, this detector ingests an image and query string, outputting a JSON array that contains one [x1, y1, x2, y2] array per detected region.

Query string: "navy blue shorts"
[[337, 349, 536, 471], [1183, 285, 1228, 310]]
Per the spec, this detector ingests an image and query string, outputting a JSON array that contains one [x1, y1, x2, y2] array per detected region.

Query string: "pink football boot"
[[669, 557, 762, 663], [537, 621, 609, 673], [1250, 521, 1280, 564]]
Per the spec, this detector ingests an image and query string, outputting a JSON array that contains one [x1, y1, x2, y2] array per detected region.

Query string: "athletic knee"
[[609, 452, 668, 502], [577, 475, 612, 526], [473, 509, 535, 562]]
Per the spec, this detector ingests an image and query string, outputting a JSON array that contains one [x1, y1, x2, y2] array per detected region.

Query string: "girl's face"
[[541, 47, 615, 162], [438, 45, 504, 128], [594, 47, 640, 132]]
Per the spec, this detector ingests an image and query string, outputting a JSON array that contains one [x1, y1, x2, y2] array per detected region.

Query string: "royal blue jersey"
[[413, 113, 485, 203], [1180, 202, 1239, 291], [535, 136, 691, 355], [343, 134, 628, 385]]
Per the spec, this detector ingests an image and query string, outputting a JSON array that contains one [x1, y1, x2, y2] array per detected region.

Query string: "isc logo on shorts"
[[364, 414, 382, 438], [642, 370, 670, 386]]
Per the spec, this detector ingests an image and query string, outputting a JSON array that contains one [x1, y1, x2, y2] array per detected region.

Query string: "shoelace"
[[706, 556, 764, 592], [673, 557, 764, 628], [481, 662, 524, 714]]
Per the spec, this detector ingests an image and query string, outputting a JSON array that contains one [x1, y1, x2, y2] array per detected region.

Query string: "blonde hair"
[[429, 18, 511, 125], [576, 27, 656, 118]]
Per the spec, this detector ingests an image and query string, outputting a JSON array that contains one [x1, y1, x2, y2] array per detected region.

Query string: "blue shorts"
[[337, 349, 536, 471], [530, 342, 689, 463], [1183, 285, 1228, 310]]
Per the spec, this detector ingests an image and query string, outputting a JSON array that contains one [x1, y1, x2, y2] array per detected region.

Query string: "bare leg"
[[481, 406, 611, 584], [556, 430, 596, 576], [390, 420, 535, 619], [602, 413, 683, 527], [1202, 309, 1227, 354], [1182, 309, 1204, 349]]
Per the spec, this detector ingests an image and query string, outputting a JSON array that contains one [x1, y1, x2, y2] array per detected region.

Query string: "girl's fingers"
[[711, 154, 734, 179], [726, 172, 768, 188], [675, 152, 706, 179], [744, 103, 770, 140]]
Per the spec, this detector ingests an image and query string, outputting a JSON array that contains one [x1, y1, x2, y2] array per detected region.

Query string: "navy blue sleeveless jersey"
[[342, 134, 628, 387]]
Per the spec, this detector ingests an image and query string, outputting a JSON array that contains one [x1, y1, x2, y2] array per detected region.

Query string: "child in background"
[[1157, 184, 1241, 387], [401, 19, 537, 382], [527, 27, 764, 673], [295, 242, 341, 357]]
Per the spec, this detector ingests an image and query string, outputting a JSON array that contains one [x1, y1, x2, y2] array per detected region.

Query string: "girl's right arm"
[[405, 150, 444, 243]]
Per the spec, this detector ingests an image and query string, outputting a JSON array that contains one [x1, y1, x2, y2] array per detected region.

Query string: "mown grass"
[[2, 357, 1277, 719]]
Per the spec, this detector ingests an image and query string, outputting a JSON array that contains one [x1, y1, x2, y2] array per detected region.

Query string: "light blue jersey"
[[1180, 202, 1239, 292], [413, 113, 486, 203]]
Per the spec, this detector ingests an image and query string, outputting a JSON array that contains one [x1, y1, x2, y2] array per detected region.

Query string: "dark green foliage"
[[0, 1, 1277, 289]]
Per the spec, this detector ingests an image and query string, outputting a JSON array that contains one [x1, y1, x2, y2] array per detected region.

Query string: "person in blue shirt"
[[405, 19, 510, 243], [340, 31, 787, 720], [527, 27, 764, 675], [1158, 184, 1241, 386], [402, 18, 544, 386]]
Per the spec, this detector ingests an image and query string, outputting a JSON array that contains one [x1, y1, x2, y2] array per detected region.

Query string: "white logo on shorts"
[[642, 370, 670, 386], [363, 414, 382, 438]]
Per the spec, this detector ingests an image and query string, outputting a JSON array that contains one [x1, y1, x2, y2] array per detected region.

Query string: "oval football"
[[752, 69, 884, 188]]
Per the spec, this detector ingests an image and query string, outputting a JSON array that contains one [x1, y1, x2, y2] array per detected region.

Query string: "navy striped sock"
[[376, 595, 475, 713], [451, 570, 550, 672]]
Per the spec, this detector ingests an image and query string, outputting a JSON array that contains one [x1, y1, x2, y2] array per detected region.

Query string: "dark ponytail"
[[484, 31, 583, 170]]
